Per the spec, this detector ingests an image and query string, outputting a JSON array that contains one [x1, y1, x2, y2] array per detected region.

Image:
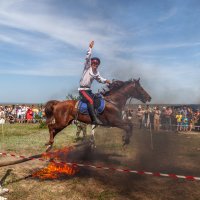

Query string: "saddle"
[[77, 94, 105, 115]]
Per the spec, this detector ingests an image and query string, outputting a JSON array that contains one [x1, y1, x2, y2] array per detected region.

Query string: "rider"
[[78, 41, 111, 125]]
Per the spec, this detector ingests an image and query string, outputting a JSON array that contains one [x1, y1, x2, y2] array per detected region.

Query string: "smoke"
[[105, 59, 200, 104]]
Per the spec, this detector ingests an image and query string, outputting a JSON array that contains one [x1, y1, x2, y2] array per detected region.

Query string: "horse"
[[44, 78, 151, 151]]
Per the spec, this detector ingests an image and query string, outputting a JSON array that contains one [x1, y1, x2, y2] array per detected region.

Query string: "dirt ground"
[[0, 127, 200, 200]]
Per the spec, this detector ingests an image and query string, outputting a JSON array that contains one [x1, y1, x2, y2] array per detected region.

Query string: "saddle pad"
[[77, 98, 105, 115]]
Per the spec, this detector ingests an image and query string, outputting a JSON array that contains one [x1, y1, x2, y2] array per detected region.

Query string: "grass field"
[[0, 123, 78, 153], [0, 123, 200, 200]]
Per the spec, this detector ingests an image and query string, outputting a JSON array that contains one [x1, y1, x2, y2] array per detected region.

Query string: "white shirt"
[[79, 47, 106, 89]]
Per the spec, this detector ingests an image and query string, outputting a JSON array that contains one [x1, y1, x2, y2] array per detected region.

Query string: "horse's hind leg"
[[89, 124, 96, 149]]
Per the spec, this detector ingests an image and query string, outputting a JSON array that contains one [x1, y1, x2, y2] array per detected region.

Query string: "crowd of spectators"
[[0, 104, 45, 124], [123, 105, 200, 132], [1, 103, 200, 132]]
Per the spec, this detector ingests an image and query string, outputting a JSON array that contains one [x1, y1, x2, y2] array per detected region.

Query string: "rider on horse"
[[78, 41, 111, 125]]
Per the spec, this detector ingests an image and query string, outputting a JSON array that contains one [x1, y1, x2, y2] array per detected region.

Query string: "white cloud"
[[0, 0, 122, 55], [129, 41, 200, 53]]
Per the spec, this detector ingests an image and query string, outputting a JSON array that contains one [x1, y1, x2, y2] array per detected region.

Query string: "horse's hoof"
[[74, 137, 81, 142], [46, 145, 53, 152], [123, 138, 130, 145], [45, 142, 51, 146]]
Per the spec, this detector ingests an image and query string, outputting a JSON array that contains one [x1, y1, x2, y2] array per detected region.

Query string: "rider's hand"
[[105, 80, 111, 84], [89, 41, 94, 48]]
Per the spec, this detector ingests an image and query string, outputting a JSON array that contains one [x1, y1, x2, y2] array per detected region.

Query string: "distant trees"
[[66, 93, 80, 100]]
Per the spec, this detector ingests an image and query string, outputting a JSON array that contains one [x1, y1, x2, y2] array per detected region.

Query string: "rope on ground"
[[0, 152, 200, 181]]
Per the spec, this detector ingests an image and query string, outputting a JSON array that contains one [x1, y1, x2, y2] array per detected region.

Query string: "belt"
[[78, 87, 91, 91]]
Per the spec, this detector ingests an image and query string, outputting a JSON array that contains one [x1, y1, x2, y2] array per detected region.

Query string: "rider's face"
[[91, 61, 99, 72]]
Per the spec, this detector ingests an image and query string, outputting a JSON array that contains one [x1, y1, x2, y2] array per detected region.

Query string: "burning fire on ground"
[[32, 147, 79, 179]]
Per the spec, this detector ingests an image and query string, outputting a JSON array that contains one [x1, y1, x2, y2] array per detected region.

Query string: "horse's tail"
[[44, 100, 59, 124]]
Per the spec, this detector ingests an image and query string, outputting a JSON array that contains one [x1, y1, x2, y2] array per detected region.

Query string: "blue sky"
[[0, 0, 200, 104]]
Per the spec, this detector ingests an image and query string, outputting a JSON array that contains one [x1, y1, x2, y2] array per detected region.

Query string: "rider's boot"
[[87, 104, 103, 125]]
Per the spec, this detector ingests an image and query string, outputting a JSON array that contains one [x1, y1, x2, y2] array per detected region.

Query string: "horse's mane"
[[101, 79, 134, 96]]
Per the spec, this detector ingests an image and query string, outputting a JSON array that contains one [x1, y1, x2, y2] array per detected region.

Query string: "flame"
[[32, 147, 78, 179], [32, 162, 77, 179]]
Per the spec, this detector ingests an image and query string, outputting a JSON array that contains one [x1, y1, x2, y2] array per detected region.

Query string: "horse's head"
[[102, 78, 151, 103], [127, 78, 151, 103]]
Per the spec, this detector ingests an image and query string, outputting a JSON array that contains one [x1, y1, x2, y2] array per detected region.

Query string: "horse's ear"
[[138, 78, 140, 82]]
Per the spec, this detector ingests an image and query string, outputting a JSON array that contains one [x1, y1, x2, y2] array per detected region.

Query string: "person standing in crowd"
[[182, 106, 188, 116], [164, 106, 172, 131], [182, 114, 188, 132], [0, 106, 5, 124], [176, 111, 182, 132], [144, 105, 152, 128], [21, 104, 27, 123], [188, 117, 194, 132], [16, 105, 22, 123], [11, 105, 17, 123], [123, 109, 133, 122], [26, 107, 33, 123], [4, 106, 9, 122], [153, 106, 161, 131], [32, 105, 39, 123], [136, 105, 144, 129], [38, 107, 43, 121]]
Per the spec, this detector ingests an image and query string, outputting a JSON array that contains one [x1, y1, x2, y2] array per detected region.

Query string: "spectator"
[[136, 105, 144, 129], [32, 105, 39, 123], [21, 104, 27, 123], [11, 105, 17, 122], [144, 105, 152, 128], [164, 106, 172, 131], [188, 118, 194, 132], [153, 106, 161, 131], [176, 111, 182, 132], [182, 114, 188, 132], [0, 106, 5, 124], [125, 109, 133, 121], [16, 105, 22, 123], [4, 106, 9, 122], [26, 107, 33, 123], [182, 106, 188, 116]]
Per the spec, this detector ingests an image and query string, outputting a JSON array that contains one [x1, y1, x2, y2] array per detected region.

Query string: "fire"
[[32, 147, 79, 179], [32, 162, 77, 179]]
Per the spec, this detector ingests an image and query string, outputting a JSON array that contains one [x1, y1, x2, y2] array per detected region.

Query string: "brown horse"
[[44, 79, 151, 151]]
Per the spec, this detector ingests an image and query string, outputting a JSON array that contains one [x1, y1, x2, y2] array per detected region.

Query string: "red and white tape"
[[1, 152, 200, 181]]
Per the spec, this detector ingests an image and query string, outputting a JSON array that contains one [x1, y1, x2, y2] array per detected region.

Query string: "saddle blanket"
[[76, 95, 105, 115]]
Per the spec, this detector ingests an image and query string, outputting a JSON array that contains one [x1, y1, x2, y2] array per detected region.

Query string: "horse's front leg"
[[122, 121, 133, 145], [45, 124, 67, 152], [110, 118, 133, 146], [45, 125, 56, 152]]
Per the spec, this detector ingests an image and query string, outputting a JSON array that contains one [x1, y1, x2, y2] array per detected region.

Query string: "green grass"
[[0, 124, 200, 200], [0, 123, 79, 154]]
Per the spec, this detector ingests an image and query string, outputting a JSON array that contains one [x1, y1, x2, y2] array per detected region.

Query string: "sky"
[[0, 0, 200, 104]]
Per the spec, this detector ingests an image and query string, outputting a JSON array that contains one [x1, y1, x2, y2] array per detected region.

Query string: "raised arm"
[[84, 41, 94, 70]]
